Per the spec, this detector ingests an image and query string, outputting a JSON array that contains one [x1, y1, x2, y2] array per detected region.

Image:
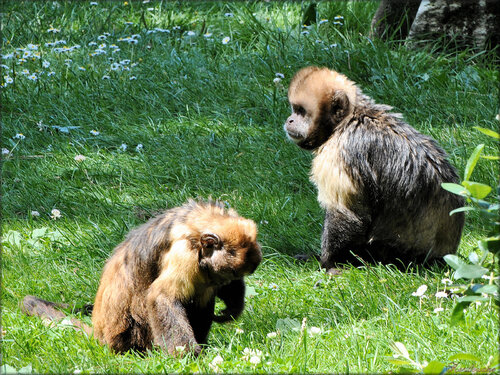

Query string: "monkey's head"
[[284, 66, 357, 150], [197, 218, 262, 285]]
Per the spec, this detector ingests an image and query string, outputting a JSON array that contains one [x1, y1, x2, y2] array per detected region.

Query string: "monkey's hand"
[[214, 279, 245, 323]]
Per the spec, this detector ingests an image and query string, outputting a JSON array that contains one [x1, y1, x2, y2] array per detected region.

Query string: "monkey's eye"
[[228, 249, 236, 256], [293, 105, 306, 116]]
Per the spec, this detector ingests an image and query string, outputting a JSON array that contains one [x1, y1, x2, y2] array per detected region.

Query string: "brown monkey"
[[22, 200, 262, 356], [284, 66, 464, 272]]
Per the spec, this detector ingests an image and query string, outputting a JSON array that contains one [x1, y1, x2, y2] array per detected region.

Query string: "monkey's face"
[[198, 233, 262, 285], [285, 66, 356, 150]]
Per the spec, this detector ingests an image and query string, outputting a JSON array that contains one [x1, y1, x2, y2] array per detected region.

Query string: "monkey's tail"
[[21, 295, 93, 336]]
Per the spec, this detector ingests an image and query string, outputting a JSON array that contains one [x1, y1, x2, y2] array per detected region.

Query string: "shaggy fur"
[[284, 66, 465, 270], [22, 200, 262, 356]]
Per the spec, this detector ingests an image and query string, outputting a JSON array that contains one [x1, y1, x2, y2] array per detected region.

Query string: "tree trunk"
[[370, 0, 422, 41]]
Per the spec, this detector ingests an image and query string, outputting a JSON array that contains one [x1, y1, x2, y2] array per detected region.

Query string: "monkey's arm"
[[146, 289, 201, 356], [213, 278, 245, 323]]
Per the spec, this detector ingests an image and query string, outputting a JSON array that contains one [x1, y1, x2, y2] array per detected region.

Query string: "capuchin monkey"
[[284, 66, 464, 273], [22, 200, 262, 356]]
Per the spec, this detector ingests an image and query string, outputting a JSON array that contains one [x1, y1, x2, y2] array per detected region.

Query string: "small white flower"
[[78, 66, 86, 71], [319, 19, 328, 25], [222, 36, 230, 44], [273, 77, 281, 84], [90, 129, 100, 136], [186, 31, 196, 36], [42, 60, 50, 68], [135, 143, 143, 152], [269, 283, 279, 291], [249, 355, 261, 365], [5, 76, 13, 84], [412, 284, 427, 297], [308, 326, 322, 336], [266, 331, 277, 338], [129, 76, 137, 80], [301, 30, 310, 35], [110, 63, 120, 71], [21, 69, 30, 75], [334, 15, 344, 20], [212, 354, 224, 365], [441, 278, 452, 285], [120, 59, 130, 65], [435, 291, 448, 298], [175, 345, 185, 353], [224, 12, 234, 17], [275, 72, 284, 79], [102, 75, 110, 80], [433, 307, 444, 313], [235, 328, 244, 334], [2, 148, 10, 155], [495, 113, 500, 121], [31, 210, 40, 217], [119, 143, 127, 151], [50, 208, 62, 219], [48, 71, 55, 77], [74, 154, 86, 162], [203, 32, 212, 38], [14, 133, 26, 140], [90, 1, 98, 5], [47, 26, 61, 33], [125, 21, 134, 25], [88, 41, 97, 46], [98, 35, 107, 41]]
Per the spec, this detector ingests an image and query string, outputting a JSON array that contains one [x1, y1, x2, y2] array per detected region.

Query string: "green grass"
[[1, 1, 498, 373]]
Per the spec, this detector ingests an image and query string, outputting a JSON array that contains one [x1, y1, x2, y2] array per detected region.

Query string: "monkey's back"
[[318, 110, 465, 261]]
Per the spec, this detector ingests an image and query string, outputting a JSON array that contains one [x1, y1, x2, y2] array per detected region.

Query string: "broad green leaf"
[[391, 342, 410, 359], [449, 206, 476, 215], [16, 365, 32, 374], [464, 144, 484, 181], [2, 230, 23, 248], [423, 361, 445, 374], [386, 358, 411, 366], [462, 181, 492, 199], [31, 227, 48, 239], [443, 254, 465, 270], [0, 364, 18, 374], [245, 286, 258, 298], [441, 183, 469, 196], [476, 285, 498, 295], [450, 301, 470, 326], [448, 353, 480, 362], [473, 126, 499, 139], [455, 263, 488, 279], [457, 295, 489, 303]]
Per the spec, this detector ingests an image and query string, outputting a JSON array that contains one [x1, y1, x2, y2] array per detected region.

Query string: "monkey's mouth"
[[285, 129, 304, 142]]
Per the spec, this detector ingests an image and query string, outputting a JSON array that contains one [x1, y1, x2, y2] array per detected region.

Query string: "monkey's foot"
[[326, 268, 343, 276]]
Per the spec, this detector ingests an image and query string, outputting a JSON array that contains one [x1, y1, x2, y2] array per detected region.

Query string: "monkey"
[[283, 66, 465, 273], [22, 200, 262, 356]]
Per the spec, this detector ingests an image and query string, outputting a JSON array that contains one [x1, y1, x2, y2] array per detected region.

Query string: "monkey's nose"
[[288, 118, 294, 124]]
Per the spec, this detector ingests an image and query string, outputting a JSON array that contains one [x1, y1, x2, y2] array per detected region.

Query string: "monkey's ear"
[[200, 233, 220, 256], [330, 90, 351, 122]]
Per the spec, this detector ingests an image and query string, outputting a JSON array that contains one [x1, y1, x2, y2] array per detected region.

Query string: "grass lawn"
[[1, 1, 498, 373]]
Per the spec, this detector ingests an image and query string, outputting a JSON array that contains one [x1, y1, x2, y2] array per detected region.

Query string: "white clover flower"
[[435, 291, 448, 298], [433, 307, 444, 313], [175, 345, 185, 353], [412, 284, 427, 297], [74, 154, 86, 162], [212, 355, 223, 365], [90, 129, 100, 136], [14, 133, 26, 139], [119, 143, 127, 151], [441, 278, 452, 285], [308, 326, 322, 336], [249, 355, 261, 365], [235, 328, 244, 334], [222, 36, 230, 44], [42, 60, 50, 68], [273, 77, 282, 85], [267, 331, 277, 338], [135, 143, 143, 152], [50, 208, 62, 219], [2, 148, 10, 155], [31, 210, 40, 217]]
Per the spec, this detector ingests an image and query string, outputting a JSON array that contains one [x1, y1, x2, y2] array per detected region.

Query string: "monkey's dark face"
[[198, 233, 262, 285]]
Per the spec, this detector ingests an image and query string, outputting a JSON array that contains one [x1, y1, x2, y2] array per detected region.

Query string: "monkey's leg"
[[321, 207, 368, 272], [213, 278, 245, 323], [147, 292, 201, 356]]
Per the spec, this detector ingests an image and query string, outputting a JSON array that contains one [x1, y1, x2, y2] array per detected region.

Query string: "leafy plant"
[[441, 126, 499, 325]]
